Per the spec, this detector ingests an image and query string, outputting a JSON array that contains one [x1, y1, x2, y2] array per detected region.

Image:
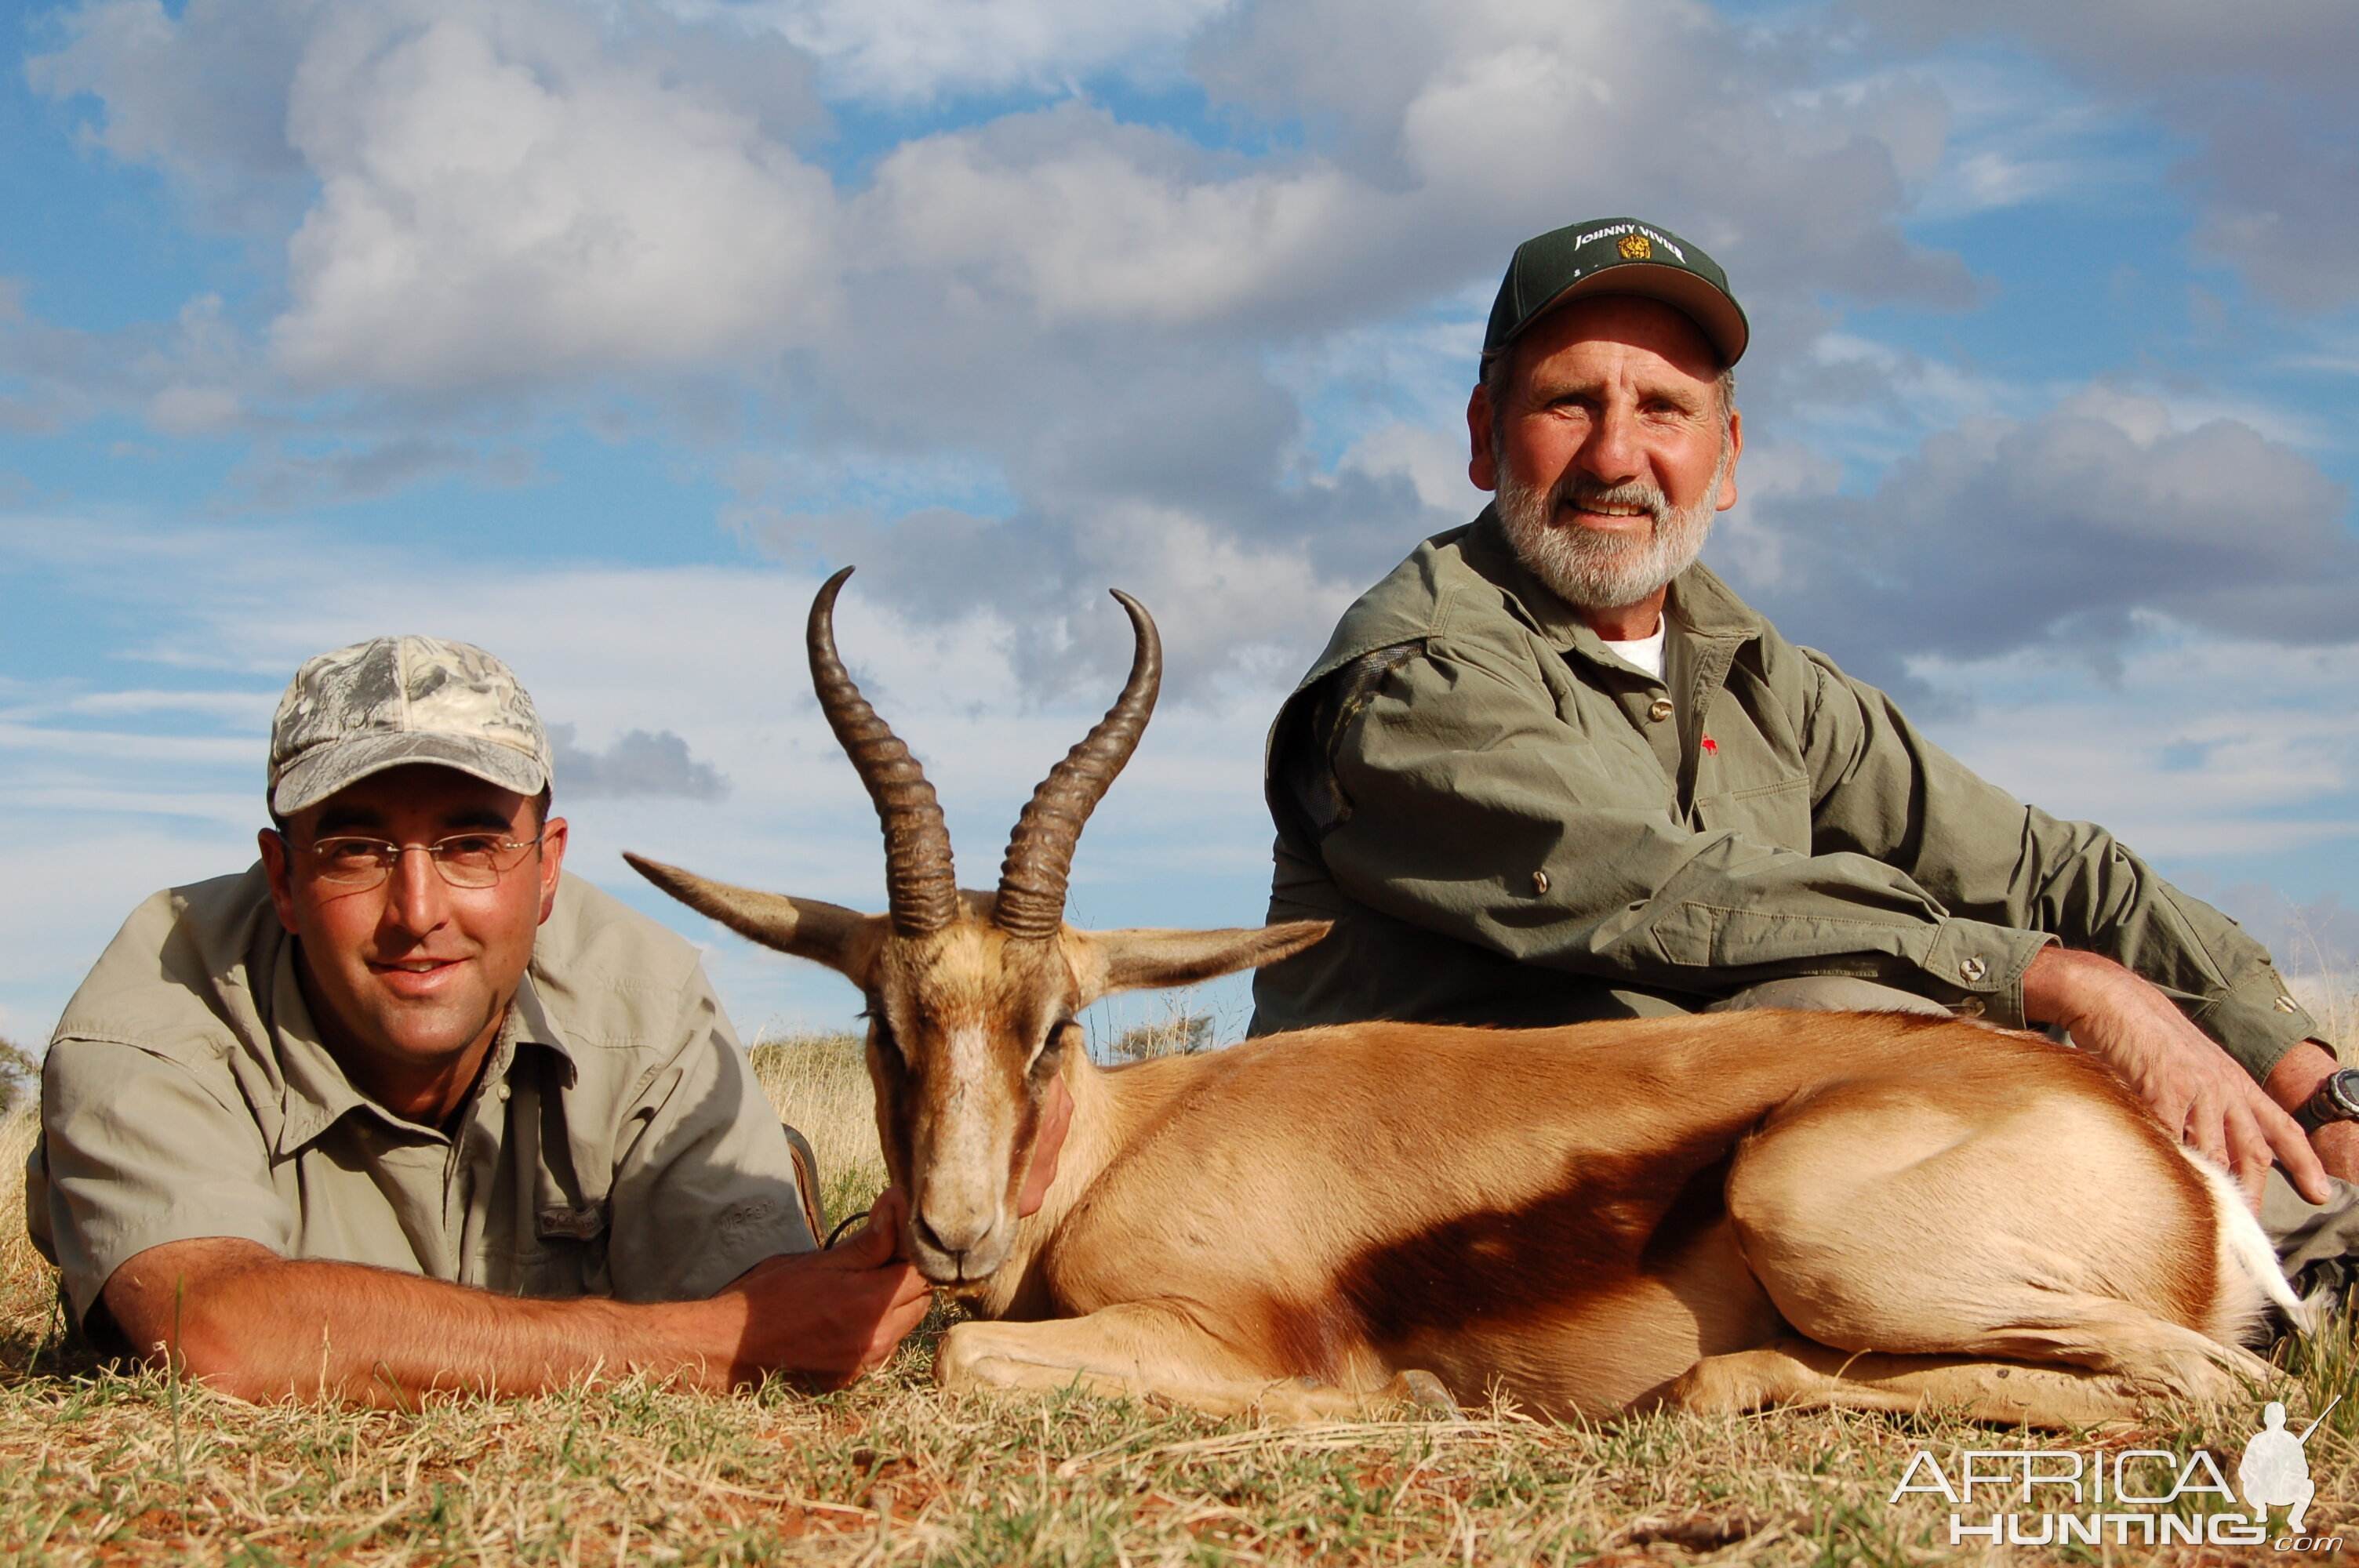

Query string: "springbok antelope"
[[627, 569, 2303, 1425]]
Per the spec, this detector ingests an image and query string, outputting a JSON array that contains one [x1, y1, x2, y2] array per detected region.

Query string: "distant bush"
[[1104, 1013, 1212, 1062], [0, 1039, 34, 1121], [746, 1032, 885, 1232]]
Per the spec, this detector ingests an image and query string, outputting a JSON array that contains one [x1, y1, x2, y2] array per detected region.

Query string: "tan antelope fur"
[[627, 568, 2303, 1426]]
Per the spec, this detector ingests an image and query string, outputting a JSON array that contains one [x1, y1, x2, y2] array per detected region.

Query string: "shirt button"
[[1958, 956, 1989, 982], [1647, 697, 1674, 723], [496, 1082, 512, 1102], [1532, 870, 1550, 895], [2277, 995, 2299, 1014], [1954, 997, 1986, 1018]]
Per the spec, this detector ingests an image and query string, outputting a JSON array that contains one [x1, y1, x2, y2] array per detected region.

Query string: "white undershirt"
[[1603, 624, 1666, 681]]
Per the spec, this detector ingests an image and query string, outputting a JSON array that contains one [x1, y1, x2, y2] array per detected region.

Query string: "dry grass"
[[748, 1033, 890, 1232], [2, 1044, 2355, 1563]]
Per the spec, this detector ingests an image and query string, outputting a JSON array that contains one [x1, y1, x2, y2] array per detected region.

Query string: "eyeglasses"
[[304, 833, 547, 890]]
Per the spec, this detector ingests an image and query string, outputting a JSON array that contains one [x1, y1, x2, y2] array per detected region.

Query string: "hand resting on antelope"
[[627, 570, 2305, 1426]]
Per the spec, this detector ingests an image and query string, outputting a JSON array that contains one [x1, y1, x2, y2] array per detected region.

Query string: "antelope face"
[[862, 922, 1080, 1284], [627, 568, 1327, 1290]]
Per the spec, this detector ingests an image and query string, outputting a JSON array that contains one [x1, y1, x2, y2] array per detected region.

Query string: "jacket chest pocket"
[[1694, 774, 1811, 851]]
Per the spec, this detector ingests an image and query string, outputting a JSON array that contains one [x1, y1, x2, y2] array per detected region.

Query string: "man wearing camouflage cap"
[[1254, 217, 2359, 1273], [29, 637, 931, 1401]]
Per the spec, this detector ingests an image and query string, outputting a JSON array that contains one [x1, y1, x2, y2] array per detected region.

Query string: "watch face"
[[2330, 1069, 2359, 1120]]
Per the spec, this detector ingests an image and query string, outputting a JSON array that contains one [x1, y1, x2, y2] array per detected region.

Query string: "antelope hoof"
[[1385, 1368, 1465, 1419]]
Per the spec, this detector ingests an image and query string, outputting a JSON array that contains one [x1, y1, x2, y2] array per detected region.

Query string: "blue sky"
[[4, 0, 2357, 1047]]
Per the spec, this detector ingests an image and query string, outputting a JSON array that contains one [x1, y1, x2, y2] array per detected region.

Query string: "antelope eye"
[[863, 1007, 908, 1061], [1030, 1020, 1078, 1074]]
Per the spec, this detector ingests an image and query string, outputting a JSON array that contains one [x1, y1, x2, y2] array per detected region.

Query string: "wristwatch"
[[2295, 1067, 2359, 1133]]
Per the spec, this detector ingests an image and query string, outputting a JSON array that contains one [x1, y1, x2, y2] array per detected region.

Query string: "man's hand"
[[706, 1189, 931, 1389], [2023, 946, 2329, 1207]]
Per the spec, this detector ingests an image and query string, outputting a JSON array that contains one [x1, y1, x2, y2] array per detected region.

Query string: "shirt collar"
[[1462, 506, 1762, 662], [507, 967, 580, 1087], [267, 949, 576, 1158]]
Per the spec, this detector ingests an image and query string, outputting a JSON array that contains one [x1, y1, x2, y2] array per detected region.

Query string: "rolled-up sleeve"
[[602, 968, 817, 1304], [40, 1036, 293, 1322], [1802, 652, 2320, 1080], [1321, 639, 2052, 1021]]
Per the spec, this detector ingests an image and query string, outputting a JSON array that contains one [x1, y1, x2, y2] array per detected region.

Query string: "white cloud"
[[1884, 52, 2161, 223], [0, 723, 252, 766], [29, 0, 1975, 395], [1861, 0, 2357, 108], [1726, 383, 2359, 698], [673, 0, 1238, 103], [11, 497, 2359, 1045], [17, 0, 2353, 773], [1772, 329, 2059, 472], [0, 828, 265, 1037], [1339, 423, 1483, 516], [8, 0, 2011, 710], [5, 0, 1987, 690], [862, 113, 1381, 332], [273, 3, 839, 389], [1907, 622, 2359, 862], [549, 723, 729, 800], [1862, 0, 2359, 311], [0, 688, 272, 723], [1194, 0, 1973, 328], [27, 0, 312, 229], [0, 512, 1296, 1038]]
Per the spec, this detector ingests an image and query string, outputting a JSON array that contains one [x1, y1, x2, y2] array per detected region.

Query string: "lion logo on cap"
[[1617, 233, 1652, 261]]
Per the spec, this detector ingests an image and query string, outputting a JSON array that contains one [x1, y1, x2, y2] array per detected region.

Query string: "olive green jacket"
[[1250, 510, 2317, 1083]]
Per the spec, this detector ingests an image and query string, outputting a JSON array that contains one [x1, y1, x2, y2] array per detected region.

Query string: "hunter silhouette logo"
[[2241, 1396, 2337, 1535], [1617, 233, 1652, 261]]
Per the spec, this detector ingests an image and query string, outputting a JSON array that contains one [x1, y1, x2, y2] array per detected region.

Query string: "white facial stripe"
[[930, 1022, 1010, 1200]]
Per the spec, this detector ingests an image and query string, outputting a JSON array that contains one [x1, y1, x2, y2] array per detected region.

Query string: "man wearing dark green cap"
[[1253, 216, 2359, 1269]]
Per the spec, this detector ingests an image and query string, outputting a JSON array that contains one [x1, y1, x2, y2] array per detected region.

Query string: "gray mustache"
[[1554, 477, 1669, 521]]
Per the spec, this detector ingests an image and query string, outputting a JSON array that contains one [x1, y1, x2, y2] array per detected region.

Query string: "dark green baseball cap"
[[1482, 217, 1747, 369]]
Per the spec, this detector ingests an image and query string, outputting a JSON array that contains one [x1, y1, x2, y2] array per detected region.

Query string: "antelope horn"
[[994, 590, 1161, 942], [808, 566, 961, 937]]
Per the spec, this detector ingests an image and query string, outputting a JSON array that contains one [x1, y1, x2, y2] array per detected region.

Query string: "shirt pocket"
[[485, 1233, 609, 1301], [1694, 773, 1811, 851]]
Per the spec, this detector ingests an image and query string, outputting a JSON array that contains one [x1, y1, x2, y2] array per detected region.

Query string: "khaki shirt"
[[27, 867, 815, 1327], [1252, 511, 2318, 1083]]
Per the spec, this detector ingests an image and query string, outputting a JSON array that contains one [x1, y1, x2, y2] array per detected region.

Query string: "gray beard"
[[1494, 448, 1725, 611]]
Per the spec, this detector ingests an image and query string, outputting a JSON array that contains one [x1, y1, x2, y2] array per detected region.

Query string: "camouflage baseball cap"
[[268, 637, 553, 818], [1483, 217, 1747, 369]]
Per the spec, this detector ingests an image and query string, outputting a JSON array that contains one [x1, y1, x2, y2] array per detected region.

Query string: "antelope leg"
[[1723, 1070, 2277, 1403], [937, 1306, 1453, 1422], [1660, 1336, 2158, 1428]]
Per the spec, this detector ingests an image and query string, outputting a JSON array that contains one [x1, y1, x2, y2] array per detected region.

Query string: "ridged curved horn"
[[994, 590, 1161, 942], [622, 852, 870, 971], [808, 567, 961, 936]]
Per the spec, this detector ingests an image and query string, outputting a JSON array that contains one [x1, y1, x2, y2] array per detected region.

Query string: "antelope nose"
[[913, 1205, 997, 1261]]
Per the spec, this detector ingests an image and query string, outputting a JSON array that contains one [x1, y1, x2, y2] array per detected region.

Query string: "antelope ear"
[[1063, 921, 1332, 1005], [623, 853, 885, 983]]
